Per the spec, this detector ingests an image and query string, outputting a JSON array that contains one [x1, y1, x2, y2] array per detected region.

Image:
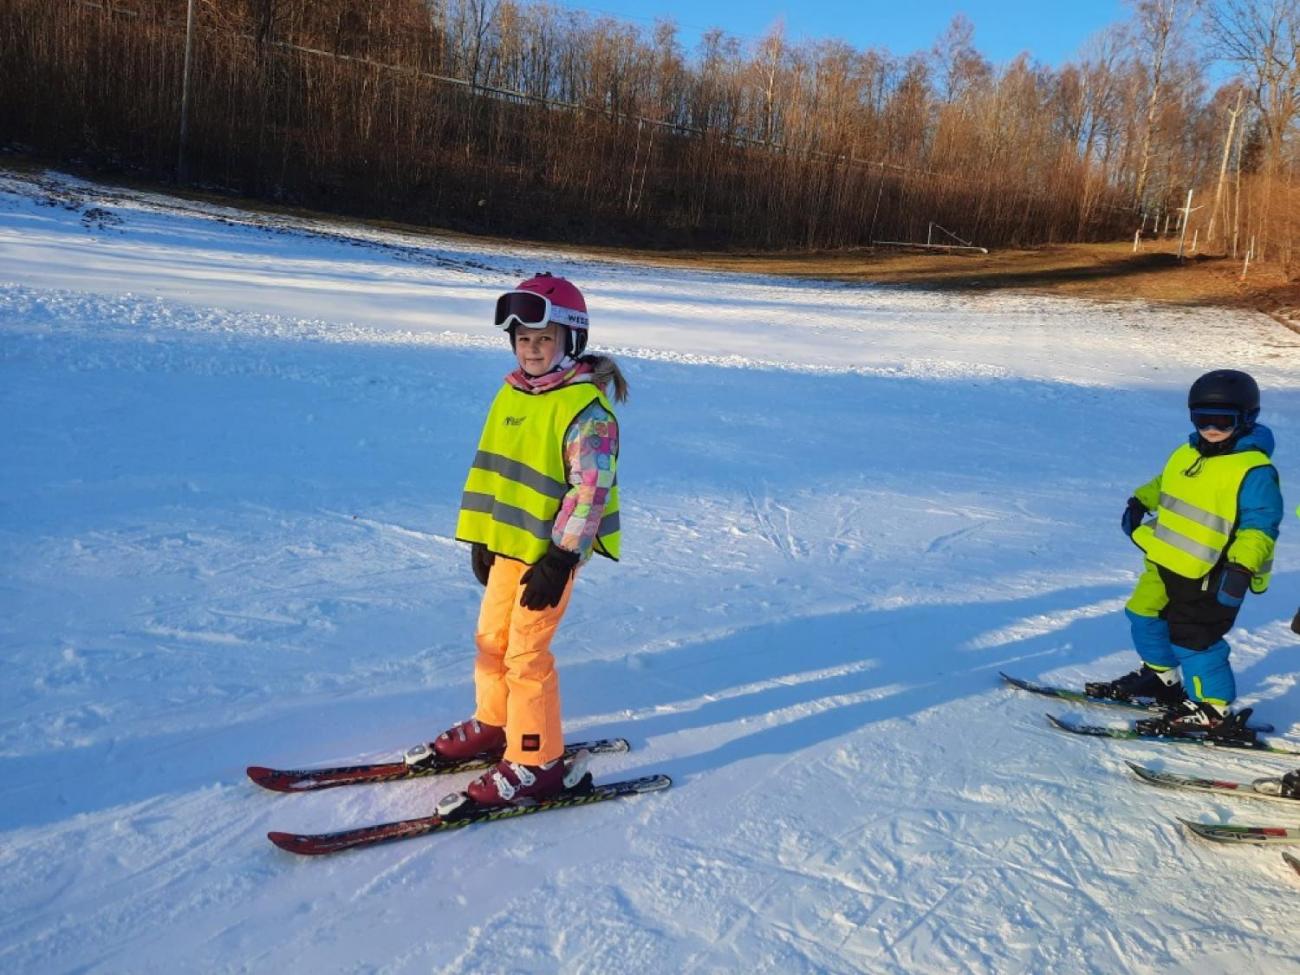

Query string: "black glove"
[[1290, 606, 1300, 636], [1121, 497, 1147, 537], [470, 543, 494, 587], [1216, 562, 1251, 608], [519, 543, 580, 610]]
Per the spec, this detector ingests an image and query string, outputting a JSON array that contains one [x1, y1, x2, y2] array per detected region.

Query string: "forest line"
[[1, 0, 1296, 262]]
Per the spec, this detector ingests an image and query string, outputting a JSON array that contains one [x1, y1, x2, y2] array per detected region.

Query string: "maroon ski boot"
[[465, 758, 567, 807], [433, 718, 506, 760], [405, 719, 506, 768]]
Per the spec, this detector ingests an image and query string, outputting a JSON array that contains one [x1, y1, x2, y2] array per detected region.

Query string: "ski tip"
[[1044, 712, 1068, 729], [1177, 818, 1212, 840], [1177, 818, 1276, 845], [1282, 851, 1300, 877], [268, 831, 324, 855], [1125, 760, 1157, 779], [247, 766, 295, 792]]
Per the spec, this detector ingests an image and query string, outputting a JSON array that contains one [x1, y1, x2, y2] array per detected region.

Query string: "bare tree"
[[1129, 0, 1197, 204]]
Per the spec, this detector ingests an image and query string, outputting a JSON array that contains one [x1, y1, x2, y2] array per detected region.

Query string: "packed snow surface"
[[3, 169, 1300, 974]]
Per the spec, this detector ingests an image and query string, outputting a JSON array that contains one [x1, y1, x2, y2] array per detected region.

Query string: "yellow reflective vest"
[[1132, 443, 1273, 591], [456, 382, 620, 564]]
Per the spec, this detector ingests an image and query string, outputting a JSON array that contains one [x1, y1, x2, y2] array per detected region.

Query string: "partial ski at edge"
[[268, 773, 671, 855], [248, 737, 630, 793], [1002, 673, 1274, 731], [1283, 851, 1300, 878], [1125, 762, 1300, 804], [1045, 714, 1300, 755], [1179, 819, 1300, 846]]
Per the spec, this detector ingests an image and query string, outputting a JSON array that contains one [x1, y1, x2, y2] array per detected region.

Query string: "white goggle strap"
[[504, 303, 589, 332]]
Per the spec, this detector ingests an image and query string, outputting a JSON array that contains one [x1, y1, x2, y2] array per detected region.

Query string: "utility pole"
[[177, 0, 196, 182], [1207, 90, 1244, 245]]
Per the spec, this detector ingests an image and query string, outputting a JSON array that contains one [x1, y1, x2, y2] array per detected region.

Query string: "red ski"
[[248, 737, 629, 793], [268, 772, 671, 855]]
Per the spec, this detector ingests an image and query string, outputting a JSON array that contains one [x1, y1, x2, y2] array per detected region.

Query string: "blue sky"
[[561, 0, 1130, 65]]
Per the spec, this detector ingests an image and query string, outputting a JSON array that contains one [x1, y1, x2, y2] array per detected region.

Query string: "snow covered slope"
[[2, 169, 1300, 974]]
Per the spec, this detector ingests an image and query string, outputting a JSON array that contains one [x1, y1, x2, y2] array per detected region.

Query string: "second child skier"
[[1086, 369, 1282, 742]]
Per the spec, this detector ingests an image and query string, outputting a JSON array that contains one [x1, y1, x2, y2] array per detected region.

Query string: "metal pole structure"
[[177, 0, 196, 182]]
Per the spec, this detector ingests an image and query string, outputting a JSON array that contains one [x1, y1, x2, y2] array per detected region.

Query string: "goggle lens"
[[1190, 409, 1239, 432], [494, 291, 549, 328]]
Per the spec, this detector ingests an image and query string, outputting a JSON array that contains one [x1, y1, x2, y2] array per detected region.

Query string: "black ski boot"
[[1253, 769, 1300, 799], [1135, 699, 1256, 744], [1284, 770, 1300, 799], [1085, 665, 1183, 706]]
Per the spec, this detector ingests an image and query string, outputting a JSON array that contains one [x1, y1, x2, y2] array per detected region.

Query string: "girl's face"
[[515, 323, 563, 376]]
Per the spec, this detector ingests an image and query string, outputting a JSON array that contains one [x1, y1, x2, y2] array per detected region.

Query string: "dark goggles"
[[1190, 408, 1240, 432], [494, 291, 551, 330]]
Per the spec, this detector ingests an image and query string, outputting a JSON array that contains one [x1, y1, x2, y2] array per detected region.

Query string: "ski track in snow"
[[3, 168, 1300, 974]]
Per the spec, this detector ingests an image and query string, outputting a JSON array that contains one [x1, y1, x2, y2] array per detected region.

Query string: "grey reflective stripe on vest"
[[470, 450, 567, 500], [599, 511, 620, 535], [1152, 522, 1223, 566], [1258, 559, 1273, 574], [1158, 492, 1233, 536], [461, 491, 553, 542]]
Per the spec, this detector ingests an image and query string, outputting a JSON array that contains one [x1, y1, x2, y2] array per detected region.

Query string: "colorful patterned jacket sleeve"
[[552, 400, 618, 560]]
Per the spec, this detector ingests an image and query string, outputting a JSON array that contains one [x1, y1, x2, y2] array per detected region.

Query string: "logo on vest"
[[503, 416, 527, 427]]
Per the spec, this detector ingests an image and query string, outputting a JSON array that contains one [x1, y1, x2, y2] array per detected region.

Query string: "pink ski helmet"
[[494, 272, 589, 357]]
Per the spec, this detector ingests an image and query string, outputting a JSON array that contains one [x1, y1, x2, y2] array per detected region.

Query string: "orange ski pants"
[[473, 555, 575, 765]]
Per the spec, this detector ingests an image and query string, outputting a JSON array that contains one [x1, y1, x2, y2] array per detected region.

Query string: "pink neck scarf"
[[505, 358, 595, 395]]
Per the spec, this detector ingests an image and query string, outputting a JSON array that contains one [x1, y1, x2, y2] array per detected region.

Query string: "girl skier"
[[415, 273, 627, 806], [1086, 369, 1282, 742]]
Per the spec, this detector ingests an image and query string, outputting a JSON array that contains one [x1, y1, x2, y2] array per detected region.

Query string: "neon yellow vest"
[[1132, 443, 1272, 589], [456, 383, 620, 564]]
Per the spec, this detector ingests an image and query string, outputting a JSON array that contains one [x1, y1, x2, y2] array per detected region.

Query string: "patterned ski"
[[1001, 672, 1169, 714], [1003, 674, 1274, 731], [1045, 714, 1300, 755], [1126, 762, 1299, 804], [268, 773, 672, 855], [1179, 819, 1300, 846], [248, 737, 630, 793]]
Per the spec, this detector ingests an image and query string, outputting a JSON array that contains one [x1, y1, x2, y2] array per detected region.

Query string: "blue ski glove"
[[1216, 563, 1252, 609], [1121, 496, 1148, 537], [471, 543, 494, 587]]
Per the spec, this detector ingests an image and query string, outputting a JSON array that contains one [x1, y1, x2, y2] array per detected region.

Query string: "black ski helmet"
[[1187, 369, 1260, 418]]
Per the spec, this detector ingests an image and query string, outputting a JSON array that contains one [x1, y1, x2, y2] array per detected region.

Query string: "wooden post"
[[1133, 229, 1141, 253]]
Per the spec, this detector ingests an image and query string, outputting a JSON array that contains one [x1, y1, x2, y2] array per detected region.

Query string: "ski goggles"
[[494, 291, 588, 331], [1190, 408, 1240, 432]]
